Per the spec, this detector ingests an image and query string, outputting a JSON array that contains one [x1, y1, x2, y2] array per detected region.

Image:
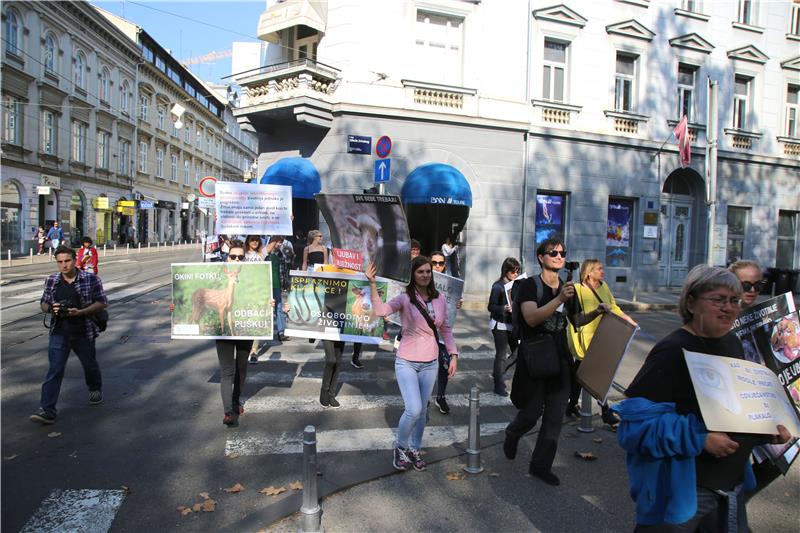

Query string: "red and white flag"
[[673, 115, 690, 168]]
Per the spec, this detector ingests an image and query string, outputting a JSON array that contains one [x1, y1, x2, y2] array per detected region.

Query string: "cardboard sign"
[[171, 262, 273, 340], [576, 313, 638, 403], [504, 272, 528, 307], [284, 270, 390, 344], [684, 349, 800, 435], [215, 182, 292, 236], [332, 248, 363, 272]]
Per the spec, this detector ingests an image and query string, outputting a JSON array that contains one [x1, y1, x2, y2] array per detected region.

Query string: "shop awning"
[[257, 0, 326, 44], [401, 163, 472, 208], [259, 157, 321, 199]]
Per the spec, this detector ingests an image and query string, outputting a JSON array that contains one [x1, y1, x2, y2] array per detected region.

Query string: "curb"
[[617, 301, 678, 312]]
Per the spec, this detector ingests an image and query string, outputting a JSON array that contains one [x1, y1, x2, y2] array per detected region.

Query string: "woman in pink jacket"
[[366, 256, 458, 472]]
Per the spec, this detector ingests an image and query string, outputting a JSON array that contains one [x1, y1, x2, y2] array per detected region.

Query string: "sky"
[[92, 0, 267, 84]]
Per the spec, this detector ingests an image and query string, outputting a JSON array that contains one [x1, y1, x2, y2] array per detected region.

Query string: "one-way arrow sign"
[[374, 158, 391, 183]]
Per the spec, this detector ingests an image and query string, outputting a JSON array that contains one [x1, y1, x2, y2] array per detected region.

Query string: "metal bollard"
[[103, 245, 107, 257], [6, 249, 10, 265], [126, 243, 129, 255], [299, 425, 322, 533], [113, 245, 117, 255], [30, 248, 33, 264], [577, 388, 595, 433], [463, 386, 484, 474], [138, 243, 141, 254]]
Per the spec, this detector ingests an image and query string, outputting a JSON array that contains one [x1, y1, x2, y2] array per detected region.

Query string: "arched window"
[[120, 80, 130, 112], [4, 9, 20, 55], [99, 67, 110, 102], [74, 50, 86, 89], [43, 33, 57, 73]]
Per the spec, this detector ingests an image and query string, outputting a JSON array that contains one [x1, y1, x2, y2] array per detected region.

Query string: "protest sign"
[[576, 313, 638, 403], [284, 270, 390, 344], [171, 262, 273, 340], [384, 271, 463, 327], [683, 349, 800, 436], [504, 272, 528, 307], [215, 182, 292, 236], [332, 248, 363, 272], [203, 235, 221, 261], [316, 193, 411, 282]]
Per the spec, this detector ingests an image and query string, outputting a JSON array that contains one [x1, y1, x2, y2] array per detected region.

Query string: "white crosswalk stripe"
[[107, 283, 163, 302], [3, 281, 126, 301], [251, 349, 500, 363], [225, 422, 508, 456], [20, 489, 126, 533], [243, 393, 512, 413], [246, 368, 495, 385]]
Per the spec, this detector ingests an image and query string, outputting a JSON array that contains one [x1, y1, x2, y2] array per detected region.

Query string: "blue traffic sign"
[[347, 135, 372, 154], [374, 158, 391, 183], [376, 135, 392, 158]]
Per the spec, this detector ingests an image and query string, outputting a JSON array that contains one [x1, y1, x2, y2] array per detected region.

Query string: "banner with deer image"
[[171, 263, 273, 339], [285, 270, 390, 344]]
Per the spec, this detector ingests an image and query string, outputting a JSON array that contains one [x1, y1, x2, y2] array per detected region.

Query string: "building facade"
[[1, 0, 141, 251], [234, 0, 800, 298]]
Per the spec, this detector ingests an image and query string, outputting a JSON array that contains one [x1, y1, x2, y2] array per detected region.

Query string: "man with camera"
[[30, 245, 108, 425]]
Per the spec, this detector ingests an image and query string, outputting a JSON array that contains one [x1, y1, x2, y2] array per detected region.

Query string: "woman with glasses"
[[729, 260, 764, 309], [488, 257, 521, 396], [616, 265, 791, 531], [302, 230, 327, 272], [427, 251, 463, 414], [504, 239, 603, 486]]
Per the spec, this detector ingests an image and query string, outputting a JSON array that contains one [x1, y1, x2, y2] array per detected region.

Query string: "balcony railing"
[[232, 59, 340, 107]]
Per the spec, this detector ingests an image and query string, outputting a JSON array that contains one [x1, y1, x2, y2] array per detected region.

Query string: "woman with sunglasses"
[[729, 260, 764, 309], [504, 239, 604, 486], [487, 257, 521, 397], [616, 265, 791, 530], [427, 251, 463, 414], [366, 257, 458, 472]]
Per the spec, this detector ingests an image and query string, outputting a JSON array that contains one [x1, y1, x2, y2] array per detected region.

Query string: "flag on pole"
[[673, 115, 690, 168]]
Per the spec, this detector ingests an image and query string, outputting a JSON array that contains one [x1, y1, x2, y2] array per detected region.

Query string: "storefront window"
[[606, 198, 635, 267], [535, 193, 566, 246], [1, 181, 21, 251]]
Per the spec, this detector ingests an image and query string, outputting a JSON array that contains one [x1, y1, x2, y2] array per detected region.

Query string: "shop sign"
[[36, 186, 51, 195], [156, 201, 177, 210], [41, 174, 61, 189], [118, 200, 138, 208], [139, 200, 155, 209], [92, 197, 110, 210], [116, 206, 136, 216]]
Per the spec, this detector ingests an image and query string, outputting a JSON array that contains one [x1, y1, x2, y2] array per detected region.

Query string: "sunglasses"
[[431, 260, 446, 266], [228, 254, 245, 260], [741, 280, 764, 292], [544, 250, 567, 258]]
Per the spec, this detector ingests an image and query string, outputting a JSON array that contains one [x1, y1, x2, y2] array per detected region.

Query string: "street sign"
[[374, 158, 391, 183], [187, 193, 197, 202], [139, 201, 155, 209], [198, 197, 214, 208], [198, 176, 217, 197], [347, 135, 372, 154], [376, 135, 392, 158]]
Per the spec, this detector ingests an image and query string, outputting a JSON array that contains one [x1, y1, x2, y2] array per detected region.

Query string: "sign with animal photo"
[[316, 193, 412, 283], [285, 270, 390, 344], [171, 263, 273, 340], [384, 272, 463, 327]]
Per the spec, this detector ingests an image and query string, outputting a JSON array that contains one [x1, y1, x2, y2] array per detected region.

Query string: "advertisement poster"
[[684, 349, 800, 435], [535, 194, 564, 245], [317, 193, 412, 283], [171, 263, 273, 340], [284, 270, 390, 344], [606, 200, 633, 267], [215, 182, 292, 236]]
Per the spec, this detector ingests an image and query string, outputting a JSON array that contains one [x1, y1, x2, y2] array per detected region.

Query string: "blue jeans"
[[273, 288, 285, 334], [395, 358, 438, 450], [41, 333, 102, 415]]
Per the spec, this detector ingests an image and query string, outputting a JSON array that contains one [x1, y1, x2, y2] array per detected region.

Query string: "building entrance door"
[[658, 195, 693, 287]]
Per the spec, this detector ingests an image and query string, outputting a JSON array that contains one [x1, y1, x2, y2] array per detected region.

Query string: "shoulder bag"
[[514, 275, 561, 379], [410, 296, 451, 373]]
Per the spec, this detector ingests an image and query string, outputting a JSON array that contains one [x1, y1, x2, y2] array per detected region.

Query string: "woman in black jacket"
[[487, 257, 521, 396]]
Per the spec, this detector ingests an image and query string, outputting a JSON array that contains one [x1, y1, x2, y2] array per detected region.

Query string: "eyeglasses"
[[698, 296, 742, 308], [228, 254, 245, 261], [544, 250, 567, 258], [431, 261, 446, 266], [741, 280, 765, 292]]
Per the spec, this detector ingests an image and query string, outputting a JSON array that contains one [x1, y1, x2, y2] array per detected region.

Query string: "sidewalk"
[[0, 241, 202, 269]]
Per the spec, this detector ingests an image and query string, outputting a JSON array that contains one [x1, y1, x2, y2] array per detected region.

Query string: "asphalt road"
[[2, 254, 797, 532]]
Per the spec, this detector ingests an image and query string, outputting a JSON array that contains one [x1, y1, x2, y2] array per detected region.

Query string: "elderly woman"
[[616, 265, 790, 531]]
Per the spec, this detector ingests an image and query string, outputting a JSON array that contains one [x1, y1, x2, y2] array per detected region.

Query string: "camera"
[[53, 300, 71, 318], [564, 261, 580, 281]]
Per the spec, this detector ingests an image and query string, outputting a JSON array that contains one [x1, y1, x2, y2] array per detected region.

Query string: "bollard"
[[113, 244, 117, 255], [30, 248, 33, 264], [148, 242, 151, 251], [577, 388, 595, 433], [299, 425, 322, 533], [6, 249, 10, 265], [463, 386, 484, 474], [157, 242, 160, 250], [138, 242, 141, 254], [126, 243, 129, 255], [103, 244, 107, 257]]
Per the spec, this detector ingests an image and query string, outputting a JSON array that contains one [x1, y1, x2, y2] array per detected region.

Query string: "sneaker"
[[601, 407, 620, 427], [406, 449, 427, 471], [223, 412, 238, 427], [278, 334, 290, 342], [529, 466, 560, 486], [350, 359, 364, 369], [503, 433, 519, 460], [493, 383, 508, 397], [248, 354, 258, 365], [320, 396, 330, 408], [392, 446, 412, 471], [435, 396, 450, 415], [30, 409, 56, 425], [328, 397, 341, 408], [88, 390, 103, 405]]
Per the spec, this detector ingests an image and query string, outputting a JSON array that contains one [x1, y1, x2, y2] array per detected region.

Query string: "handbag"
[[519, 334, 560, 379], [410, 296, 451, 373]]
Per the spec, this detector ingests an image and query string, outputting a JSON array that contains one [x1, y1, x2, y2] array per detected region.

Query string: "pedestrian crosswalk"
[[20, 489, 126, 533]]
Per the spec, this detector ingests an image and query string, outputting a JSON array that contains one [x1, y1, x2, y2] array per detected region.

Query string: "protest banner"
[[731, 292, 800, 472], [576, 313, 638, 403], [171, 262, 273, 340], [332, 248, 363, 272], [684, 349, 800, 436], [384, 271, 463, 327], [316, 193, 411, 282], [284, 270, 390, 344], [215, 182, 292, 236], [504, 272, 528, 307], [203, 235, 221, 262]]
